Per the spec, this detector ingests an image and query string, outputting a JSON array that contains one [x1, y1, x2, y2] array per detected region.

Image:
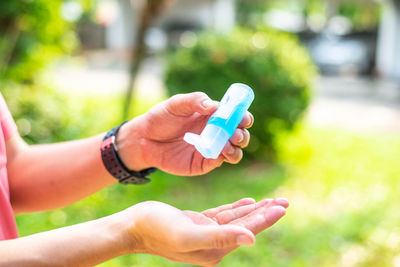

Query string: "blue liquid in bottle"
[[184, 83, 254, 159]]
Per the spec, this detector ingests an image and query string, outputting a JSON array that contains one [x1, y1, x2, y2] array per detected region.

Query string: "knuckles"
[[230, 149, 243, 164], [210, 236, 233, 250], [191, 91, 209, 100]]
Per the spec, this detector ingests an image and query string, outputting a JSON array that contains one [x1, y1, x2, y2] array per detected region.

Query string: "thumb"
[[184, 224, 255, 251], [165, 92, 218, 116]]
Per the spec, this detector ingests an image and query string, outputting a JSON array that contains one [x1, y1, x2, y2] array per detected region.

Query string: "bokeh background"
[[2, 0, 400, 266]]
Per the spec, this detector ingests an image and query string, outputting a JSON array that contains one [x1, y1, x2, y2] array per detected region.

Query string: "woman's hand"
[[117, 92, 254, 175], [123, 198, 288, 266]]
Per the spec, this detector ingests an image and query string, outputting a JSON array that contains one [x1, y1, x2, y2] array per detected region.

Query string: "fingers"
[[222, 128, 250, 164], [184, 224, 255, 251], [214, 204, 259, 225], [218, 120, 251, 165], [205, 198, 288, 225], [238, 112, 254, 129], [230, 200, 288, 235], [165, 93, 253, 122], [221, 142, 243, 164], [246, 206, 286, 235], [224, 114, 252, 164], [202, 198, 256, 218], [166, 92, 218, 117], [214, 199, 272, 225], [183, 210, 218, 225], [273, 197, 290, 209], [229, 128, 250, 148], [232, 198, 257, 208], [177, 198, 288, 254]]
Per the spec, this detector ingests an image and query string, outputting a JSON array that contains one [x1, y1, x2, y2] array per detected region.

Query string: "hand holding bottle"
[[116, 91, 253, 176]]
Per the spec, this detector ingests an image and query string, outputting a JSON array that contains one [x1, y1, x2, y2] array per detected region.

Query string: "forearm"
[[7, 116, 151, 214], [0, 213, 131, 267], [7, 134, 115, 213]]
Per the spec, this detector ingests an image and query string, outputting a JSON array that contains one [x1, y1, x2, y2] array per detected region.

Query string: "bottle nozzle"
[[183, 133, 209, 148], [184, 124, 229, 159]]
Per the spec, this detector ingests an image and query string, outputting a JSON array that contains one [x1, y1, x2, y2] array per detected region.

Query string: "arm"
[[0, 211, 128, 267], [6, 133, 116, 214], [7, 92, 253, 213], [0, 198, 288, 267]]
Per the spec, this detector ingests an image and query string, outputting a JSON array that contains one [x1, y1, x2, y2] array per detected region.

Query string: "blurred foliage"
[[0, 0, 92, 83], [2, 82, 123, 144], [338, 2, 381, 31], [16, 125, 400, 266], [0, 0, 97, 144], [165, 27, 316, 158], [237, 0, 381, 31], [236, 0, 267, 27]]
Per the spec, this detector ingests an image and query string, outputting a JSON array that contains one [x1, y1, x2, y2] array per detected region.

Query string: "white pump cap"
[[184, 124, 229, 159]]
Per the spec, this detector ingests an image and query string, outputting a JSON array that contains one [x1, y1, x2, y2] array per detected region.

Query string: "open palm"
[[130, 197, 289, 266]]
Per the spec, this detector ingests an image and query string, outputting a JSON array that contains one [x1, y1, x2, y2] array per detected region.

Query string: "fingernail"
[[236, 235, 253, 246], [248, 114, 254, 127], [237, 132, 244, 143], [201, 99, 213, 109]]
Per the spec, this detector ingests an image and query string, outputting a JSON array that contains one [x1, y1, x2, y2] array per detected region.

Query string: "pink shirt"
[[0, 93, 18, 240]]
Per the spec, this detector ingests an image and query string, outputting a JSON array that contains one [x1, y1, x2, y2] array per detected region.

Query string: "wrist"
[[116, 116, 151, 171], [116, 205, 147, 254], [97, 214, 133, 256]]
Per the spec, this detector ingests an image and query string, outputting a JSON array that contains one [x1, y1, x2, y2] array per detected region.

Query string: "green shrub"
[[3, 84, 72, 144], [0, 0, 92, 83], [2, 82, 122, 144], [0, 0, 97, 144], [165, 27, 316, 158]]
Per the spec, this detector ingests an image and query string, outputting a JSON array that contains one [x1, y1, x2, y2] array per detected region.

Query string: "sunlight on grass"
[[16, 125, 400, 266]]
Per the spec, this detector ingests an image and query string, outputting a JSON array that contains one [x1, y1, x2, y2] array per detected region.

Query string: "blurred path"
[[50, 50, 165, 99], [307, 76, 400, 133], [50, 51, 400, 133]]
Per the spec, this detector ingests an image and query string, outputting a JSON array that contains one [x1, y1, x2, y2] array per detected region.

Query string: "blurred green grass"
[[15, 122, 400, 266]]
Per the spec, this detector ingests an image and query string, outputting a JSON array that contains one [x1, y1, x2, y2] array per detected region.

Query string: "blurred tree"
[[236, 0, 381, 32], [0, 0, 91, 84], [337, 1, 381, 31], [236, 0, 268, 28], [123, 0, 174, 120], [0, 0, 96, 144]]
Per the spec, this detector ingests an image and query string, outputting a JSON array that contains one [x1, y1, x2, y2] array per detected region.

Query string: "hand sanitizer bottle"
[[184, 83, 254, 159]]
